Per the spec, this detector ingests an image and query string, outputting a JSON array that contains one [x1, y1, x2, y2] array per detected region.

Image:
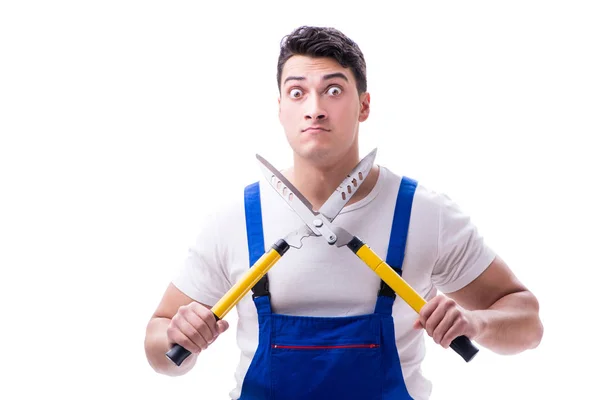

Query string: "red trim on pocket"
[[272, 344, 379, 350]]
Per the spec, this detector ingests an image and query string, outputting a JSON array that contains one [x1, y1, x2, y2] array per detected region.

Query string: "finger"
[[418, 297, 440, 326], [190, 304, 219, 339], [184, 308, 217, 345], [432, 308, 460, 345], [176, 316, 211, 351], [423, 302, 447, 338], [167, 320, 202, 354], [216, 320, 229, 334], [440, 315, 469, 349]]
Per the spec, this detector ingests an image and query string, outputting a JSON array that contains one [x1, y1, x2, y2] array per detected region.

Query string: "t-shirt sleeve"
[[431, 193, 496, 293], [171, 212, 232, 307]]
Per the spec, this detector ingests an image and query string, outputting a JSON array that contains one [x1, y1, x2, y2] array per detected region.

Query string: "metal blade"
[[282, 224, 314, 249], [318, 148, 378, 221], [256, 154, 321, 236]]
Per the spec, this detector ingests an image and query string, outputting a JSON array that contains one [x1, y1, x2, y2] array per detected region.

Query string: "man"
[[144, 26, 543, 399]]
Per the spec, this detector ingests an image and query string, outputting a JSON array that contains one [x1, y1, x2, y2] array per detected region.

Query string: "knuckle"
[[176, 305, 188, 318], [166, 325, 177, 339], [444, 298, 456, 310], [183, 304, 194, 315], [450, 309, 461, 321], [171, 313, 182, 325], [191, 302, 207, 315]]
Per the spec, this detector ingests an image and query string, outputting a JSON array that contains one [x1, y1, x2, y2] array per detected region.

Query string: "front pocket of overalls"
[[271, 342, 383, 400]]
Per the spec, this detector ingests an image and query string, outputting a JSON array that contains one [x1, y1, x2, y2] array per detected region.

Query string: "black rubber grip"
[[450, 335, 479, 362], [165, 344, 191, 366], [347, 236, 364, 253], [165, 312, 220, 366], [272, 239, 290, 256]]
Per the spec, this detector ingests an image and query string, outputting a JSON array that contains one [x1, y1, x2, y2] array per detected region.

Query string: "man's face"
[[278, 55, 370, 166]]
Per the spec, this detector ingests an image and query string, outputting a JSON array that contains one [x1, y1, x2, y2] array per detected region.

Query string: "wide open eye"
[[327, 86, 342, 96], [289, 88, 303, 98]]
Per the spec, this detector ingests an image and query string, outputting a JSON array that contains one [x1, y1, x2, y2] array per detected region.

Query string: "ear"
[[358, 92, 370, 122]]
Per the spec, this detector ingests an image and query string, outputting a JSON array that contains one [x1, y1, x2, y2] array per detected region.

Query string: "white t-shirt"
[[172, 166, 495, 400]]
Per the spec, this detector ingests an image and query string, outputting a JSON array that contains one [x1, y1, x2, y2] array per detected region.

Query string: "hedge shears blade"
[[256, 147, 378, 246]]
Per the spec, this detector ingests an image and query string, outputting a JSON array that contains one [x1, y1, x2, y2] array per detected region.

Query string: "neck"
[[283, 148, 380, 211]]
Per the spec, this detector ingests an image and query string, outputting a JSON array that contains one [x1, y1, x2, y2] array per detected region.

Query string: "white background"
[[1, 1, 598, 399]]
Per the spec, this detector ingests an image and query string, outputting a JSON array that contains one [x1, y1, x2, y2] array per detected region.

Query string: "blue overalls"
[[239, 177, 418, 400]]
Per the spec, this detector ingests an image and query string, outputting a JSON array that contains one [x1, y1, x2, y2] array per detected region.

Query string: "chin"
[[296, 146, 339, 166]]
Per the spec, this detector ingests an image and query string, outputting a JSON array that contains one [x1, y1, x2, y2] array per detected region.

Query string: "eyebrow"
[[283, 72, 349, 85]]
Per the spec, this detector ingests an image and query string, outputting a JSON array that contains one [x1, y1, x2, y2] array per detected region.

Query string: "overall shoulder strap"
[[244, 182, 272, 313], [375, 176, 418, 314]]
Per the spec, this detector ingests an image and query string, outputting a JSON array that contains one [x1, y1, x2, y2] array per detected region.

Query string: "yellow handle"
[[211, 248, 282, 318], [355, 243, 426, 313]]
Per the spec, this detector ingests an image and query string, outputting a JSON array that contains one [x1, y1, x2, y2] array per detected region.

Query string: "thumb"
[[216, 319, 229, 334]]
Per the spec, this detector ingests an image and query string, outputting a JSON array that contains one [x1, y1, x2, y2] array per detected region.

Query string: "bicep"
[[445, 256, 528, 311], [152, 283, 212, 320]]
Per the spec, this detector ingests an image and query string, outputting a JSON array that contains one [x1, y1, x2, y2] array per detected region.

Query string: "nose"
[[304, 94, 328, 121]]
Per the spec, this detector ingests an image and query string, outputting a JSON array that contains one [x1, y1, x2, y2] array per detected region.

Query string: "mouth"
[[302, 127, 331, 133]]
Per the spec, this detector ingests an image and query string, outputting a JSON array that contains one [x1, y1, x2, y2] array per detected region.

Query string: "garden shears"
[[166, 149, 478, 365]]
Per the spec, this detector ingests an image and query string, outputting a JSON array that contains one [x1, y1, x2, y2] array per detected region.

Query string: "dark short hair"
[[277, 26, 367, 94]]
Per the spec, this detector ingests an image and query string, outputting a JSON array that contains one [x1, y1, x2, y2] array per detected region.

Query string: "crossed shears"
[[167, 149, 479, 365]]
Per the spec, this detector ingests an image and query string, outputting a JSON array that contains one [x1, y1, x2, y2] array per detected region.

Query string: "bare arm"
[[447, 256, 543, 354], [416, 256, 543, 355], [144, 283, 228, 376]]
